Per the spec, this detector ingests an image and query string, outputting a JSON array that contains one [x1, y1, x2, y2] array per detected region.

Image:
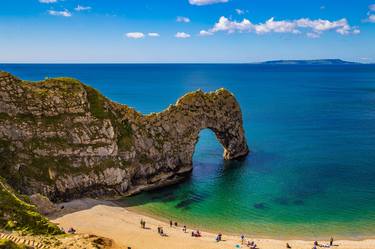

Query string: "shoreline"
[[122, 205, 375, 242], [50, 198, 375, 249]]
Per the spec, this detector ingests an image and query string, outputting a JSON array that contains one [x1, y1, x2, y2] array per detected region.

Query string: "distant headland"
[[260, 59, 360, 65]]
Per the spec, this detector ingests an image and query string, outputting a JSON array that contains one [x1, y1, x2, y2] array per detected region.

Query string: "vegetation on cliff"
[[0, 178, 62, 235]]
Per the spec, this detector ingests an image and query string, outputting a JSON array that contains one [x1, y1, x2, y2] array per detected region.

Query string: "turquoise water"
[[2, 64, 375, 239]]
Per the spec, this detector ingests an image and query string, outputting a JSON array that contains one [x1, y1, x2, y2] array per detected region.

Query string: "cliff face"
[[0, 71, 249, 201]]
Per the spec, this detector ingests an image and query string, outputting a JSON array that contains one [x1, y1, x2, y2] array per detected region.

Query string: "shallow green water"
[[123, 129, 375, 239]]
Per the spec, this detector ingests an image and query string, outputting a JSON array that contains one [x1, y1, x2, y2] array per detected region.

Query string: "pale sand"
[[51, 198, 375, 249]]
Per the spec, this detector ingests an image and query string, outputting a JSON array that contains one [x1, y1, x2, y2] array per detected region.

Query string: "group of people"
[[157, 226, 166, 236], [67, 227, 76, 234], [139, 218, 336, 249], [284, 237, 335, 249], [240, 235, 258, 249], [312, 237, 334, 249], [169, 220, 178, 227], [191, 230, 201, 237]]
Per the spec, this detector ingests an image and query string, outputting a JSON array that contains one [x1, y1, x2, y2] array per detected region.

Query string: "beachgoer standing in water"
[[330, 237, 334, 246], [169, 220, 173, 227]]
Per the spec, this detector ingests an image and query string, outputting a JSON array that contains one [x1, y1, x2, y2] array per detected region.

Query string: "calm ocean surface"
[[2, 64, 375, 239]]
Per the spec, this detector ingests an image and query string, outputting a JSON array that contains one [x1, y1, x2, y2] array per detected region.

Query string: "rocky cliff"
[[0, 71, 249, 201]]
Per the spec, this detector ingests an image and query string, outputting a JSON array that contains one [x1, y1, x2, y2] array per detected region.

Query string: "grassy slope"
[[0, 178, 62, 235]]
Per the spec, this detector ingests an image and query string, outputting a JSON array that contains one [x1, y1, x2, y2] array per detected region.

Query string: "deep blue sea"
[[2, 64, 375, 239]]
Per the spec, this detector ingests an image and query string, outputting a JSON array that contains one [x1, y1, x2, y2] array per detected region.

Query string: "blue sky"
[[0, 0, 374, 63]]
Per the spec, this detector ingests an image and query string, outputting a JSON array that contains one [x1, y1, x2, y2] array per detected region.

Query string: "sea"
[[2, 63, 375, 239]]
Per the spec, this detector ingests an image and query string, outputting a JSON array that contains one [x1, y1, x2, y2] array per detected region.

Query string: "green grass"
[[0, 178, 62, 235], [117, 120, 133, 150], [84, 86, 110, 119], [84, 85, 134, 150]]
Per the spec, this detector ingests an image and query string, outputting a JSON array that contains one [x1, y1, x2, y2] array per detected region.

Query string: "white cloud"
[[48, 10, 72, 17], [39, 0, 58, 3], [211, 16, 252, 33], [126, 32, 145, 39], [369, 14, 375, 23], [175, 32, 191, 38], [199, 30, 214, 36], [206, 16, 360, 37], [177, 16, 191, 23], [235, 9, 245, 15], [255, 17, 300, 34], [75, 5, 92, 11], [365, 4, 375, 22], [148, 32, 160, 37], [189, 0, 228, 6], [352, 29, 361, 34]]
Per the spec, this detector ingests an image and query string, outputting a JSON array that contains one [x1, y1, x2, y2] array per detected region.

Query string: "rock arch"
[[141, 89, 249, 172], [0, 72, 249, 200]]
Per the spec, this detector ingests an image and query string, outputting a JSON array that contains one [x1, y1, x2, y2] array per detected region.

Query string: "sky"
[[0, 0, 375, 63]]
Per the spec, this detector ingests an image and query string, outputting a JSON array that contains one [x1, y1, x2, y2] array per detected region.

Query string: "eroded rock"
[[0, 71, 249, 201]]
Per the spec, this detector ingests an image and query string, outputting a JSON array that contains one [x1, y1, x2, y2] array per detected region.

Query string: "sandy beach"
[[50, 199, 375, 249]]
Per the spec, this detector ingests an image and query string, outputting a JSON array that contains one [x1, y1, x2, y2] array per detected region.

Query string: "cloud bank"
[[202, 16, 360, 37]]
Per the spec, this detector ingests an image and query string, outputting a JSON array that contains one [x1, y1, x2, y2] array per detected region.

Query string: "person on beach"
[[183, 225, 187, 233], [216, 233, 222, 242], [286, 242, 292, 248], [140, 219, 146, 229], [174, 221, 178, 227], [169, 220, 173, 227], [330, 237, 334, 246], [241, 234, 245, 244], [196, 230, 201, 237]]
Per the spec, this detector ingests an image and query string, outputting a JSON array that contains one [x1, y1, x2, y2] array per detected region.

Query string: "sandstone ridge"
[[0, 71, 249, 201]]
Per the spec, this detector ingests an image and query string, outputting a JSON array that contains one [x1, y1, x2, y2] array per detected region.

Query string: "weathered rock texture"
[[0, 71, 249, 201]]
